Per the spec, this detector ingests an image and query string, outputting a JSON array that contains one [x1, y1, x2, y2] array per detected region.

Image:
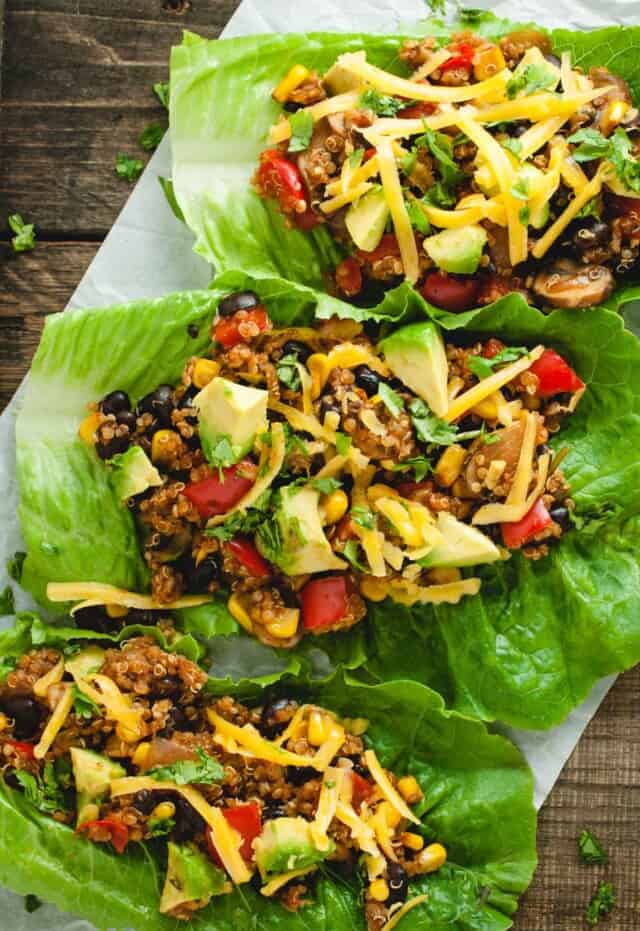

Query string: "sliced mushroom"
[[465, 420, 525, 492], [532, 258, 614, 309]]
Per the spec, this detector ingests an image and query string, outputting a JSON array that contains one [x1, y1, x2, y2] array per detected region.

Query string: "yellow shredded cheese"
[[472, 453, 550, 525], [445, 346, 544, 422], [380, 896, 429, 931], [312, 719, 346, 771], [376, 136, 419, 282], [33, 657, 65, 698], [34, 685, 74, 760], [531, 164, 609, 259], [207, 709, 324, 770], [273, 705, 310, 747], [364, 750, 421, 825], [311, 768, 345, 851], [269, 399, 336, 445], [386, 577, 482, 605], [269, 91, 360, 144], [411, 48, 453, 81], [46, 581, 212, 613], [505, 412, 537, 507], [320, 181, 375, 214], [78, 674, 145, 742], [335, 800, 385, 879], [325, 154, 380, 196], [261, 867, 317, 897], [517, 117, 569, 161], [297, 363, 313, 416]]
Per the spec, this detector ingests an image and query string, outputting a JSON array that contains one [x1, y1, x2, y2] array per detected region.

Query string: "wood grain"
[[0, 3, 639, 929]]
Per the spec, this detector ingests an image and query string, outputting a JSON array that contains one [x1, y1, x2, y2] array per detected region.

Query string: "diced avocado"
[[160, 842, 227, 915], [509, 45, 559, 97], [379, 321, 449, 418], [109, 446, 162, 502], [529, 201, 550, 230], [194, 376, 268, 468], [254, 817, 333, 879], [71, 747, 126, 825], [65, 646, 106, 683], [260, 486, 346, 576], [345, 189, 390, 252], [420, 512, 501, 569], [423, 224, 487, 275]]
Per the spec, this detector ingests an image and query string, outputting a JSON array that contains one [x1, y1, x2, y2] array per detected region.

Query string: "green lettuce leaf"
[[0, 615, 537, 931]]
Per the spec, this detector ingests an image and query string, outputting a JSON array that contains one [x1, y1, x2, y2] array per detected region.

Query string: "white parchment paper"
[[0, 0, 635, 925]]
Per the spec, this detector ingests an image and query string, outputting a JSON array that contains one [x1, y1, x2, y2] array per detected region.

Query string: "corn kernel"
[[472, 395, 499, 420], [78, 411, 102, 446], [417, 842, 447, 873], [80, 803, 100, 823], [151, 429, 178, 464], [307, 353, 330, 399], [434, 444, 466, 488], [602, 99, 629, 136], [322, 489, 349, 525], [307, 710, 332, 747], [0, 713, 8, 732], [369, 879, 390, 903], [106, 603, 129, 619], [360, 576, 388, 602], [473, 45, 506, 82], [401, 832, 425, 852], [132, 742, 150, 768], [228, 594, 254, 633], [192, 358, 220, 389], [273, 65, 311, 103], [265, 608, 300, 640], [152, 801, 176, 821], [341, 717, 369, 736], [397, 776, 423, 805], [379, 801, 402, 828]]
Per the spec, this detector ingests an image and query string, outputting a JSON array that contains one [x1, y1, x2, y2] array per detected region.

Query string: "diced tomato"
[[356, 233, 401, 264], [255, 149, 307, 215], [351, 771, 374, 811], [441, 42, 475, 72], [422, 272, 480, 313], [214, 306, 271, 349], [294, 207, 323, 230], [397, 101, 437, 120], [226, 537, 270, 578], [363, 147, 377, 162], [335, 257, 363, 297], [482, 338, 506, 360], [207, 803, 262, 864], [529, 349, 585, 398], [301, 576, 348, 632], [77, 818, 129, 854], [501, 498, 553, 549], [5, 739, 35, 759], [184, 461, 256, 519]]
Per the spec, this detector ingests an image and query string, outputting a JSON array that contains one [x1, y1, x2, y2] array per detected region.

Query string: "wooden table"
[[0, 3, 638, 928]]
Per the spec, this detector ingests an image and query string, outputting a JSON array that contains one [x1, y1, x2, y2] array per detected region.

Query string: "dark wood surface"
[[0, 3, 638, 928]]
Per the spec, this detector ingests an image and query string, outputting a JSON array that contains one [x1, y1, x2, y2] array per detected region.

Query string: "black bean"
[[281, 340, 312, 363], [96, 435, 130, 460], [116, 410, 137, 430], [73, 606, 119, 634], [218, 291, 260, 318], [550, 505, 570, 528], [187, 324, 200, 338], [572, 220, 609, 253], [353, 365, 380, 397], [179, 385, 199, 409], [386, 862, 409, 906], [172, 795, 207, 841], [260, 698, 298, 739], [100, 390, 131, 416], [283, 100, 303, 113], [137, 384, 174, 426], [133, 789, 156, 814], [185, 556, 219, 594], [1, 696, 45, 740], [262, 800, 287, 820], [286, 765, 319, 786]]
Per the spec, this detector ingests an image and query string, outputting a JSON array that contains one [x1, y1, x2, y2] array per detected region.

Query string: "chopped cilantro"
[[0, 585, 14, 615], [586, 881, 615, 925], [351, 505, 376, 530], [378, 382, 405, 417], [360, 89, 407, 117], [423, 183, 457, 209], [343, 540, 368, 572], [510, 175, 530, 201], [335, 432, 352, 456], [409, 399, 459, 447], [519, 205, 531, 225], [569, 126, 640, 193], [153, 80, 170, 109], [139, 121, 165, 152], [8, 214, 36, 253], [205, 435, 237, 472], [16, 762, 66, 815], [402, 147, 419, 176], [24, 895, 42, 914], [467, 346, 529, 381], [256, 513, 284, 564], [311, 477, 342, 495], [568, 128, 612, 162], [72, 685, 102, 720], [392, 456, 433, 482], [506, 63, 557, 100], [148, 817, 175, 838], [276, 353, 302, 391], [406, 198, 431, 235], [502, 137, 522, 159], [577, 197, 601, 220], [288, 109, 314, 152], [7, 552, 26, 583], [349, 147, 365, 168], [115, 153, 144, 182], [579, 829, 609, 865], [149, 748, 224, 785], [206, 489, 273, 542], [416, 124, 463, 190]]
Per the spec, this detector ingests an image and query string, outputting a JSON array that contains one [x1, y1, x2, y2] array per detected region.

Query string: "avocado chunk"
[[65, 647, 106, 683], [259, 486, 346, 576], [194, 376, 268, 468], [509, 45, 559, 98], [109, 446, 162, 502], [379, 321, 449, 418], [420, 512, 501, 569], [70, 747, 126, 825], [345, 189, 390, 252], [254, 817, 334, 879], [423, 224, 488, 275], [160, 842, 227, 915], [529, 200, 549, 230]]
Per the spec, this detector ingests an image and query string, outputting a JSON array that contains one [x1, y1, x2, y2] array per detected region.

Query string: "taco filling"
[[254, 29, 640, 310], [0, 633, 443, 926]]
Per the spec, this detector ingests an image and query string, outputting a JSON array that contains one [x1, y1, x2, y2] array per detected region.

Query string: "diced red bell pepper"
[[501, 497, 553, 549], [363, 147, 377, 162], [356, 233, 401, 264], [226, 537, 270, 578], [422, 272, 480, 313], [77, 817, 129, 854], [301, 576, 348, 632], [441, 42, 475, 72], [207, 803, 262, 864], [294, 206, 323, 230], [184, 461, 256, 519], [335, 257, 363, 297], [397, 101, 437, 120], [255, 149, 307, 215], [482, 338, 506, 360], [351, 771, 374, 811], [5, 739, 36, 760], [529, 349, 585, 398], [214, 306, 271, 349]]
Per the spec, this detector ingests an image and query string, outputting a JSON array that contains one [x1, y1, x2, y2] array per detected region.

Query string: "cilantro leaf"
[[502, 137, 522, 158], [207, 489, 273, 542], [349, 147, 365, 169], [335, 432, 352, 456], [568, 128, 611, 162], [423, 183, 457, 209], [506, 63, 557, 100], [378, 383, 405, 417], [288, 110, 314, 153], [16, 762, 66, 815], [578, 829, 609, 866], [276, 354, 302, 391], [139, 121, 165, 152], [343, 540, 368, 572], [609, 127, 640, 193], [311, 477, 342, 495], [153, 80, 170, 109], [72, 685, 102, 720], [0, 585, 14, 615], [406, 199, 431, 235], [577, 197, 601, 220], [416, 124, 463, 189], [519, 205, 531, 225], [402, 146, 418, 176], [467, 346, 529, 381], [351, 505, 376, 530], [115, 153, 144, 182], [8, 214, 36, 253], [510, 175, 530, 201], [149, 748, 224, 785], [360, 89, 407, 117], [409, 399, 459, 447], [203, 435, 237, 472], [392, 456, 433, 482], [256, 511, 285, 564], [586, 881, 615, 925], [148, 817, 175, 838], [7, 552, 26, 583]]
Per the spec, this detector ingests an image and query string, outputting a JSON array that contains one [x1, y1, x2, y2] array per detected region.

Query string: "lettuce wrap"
[[0, 613, 537, 931], [14, 276, 640, 730]]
